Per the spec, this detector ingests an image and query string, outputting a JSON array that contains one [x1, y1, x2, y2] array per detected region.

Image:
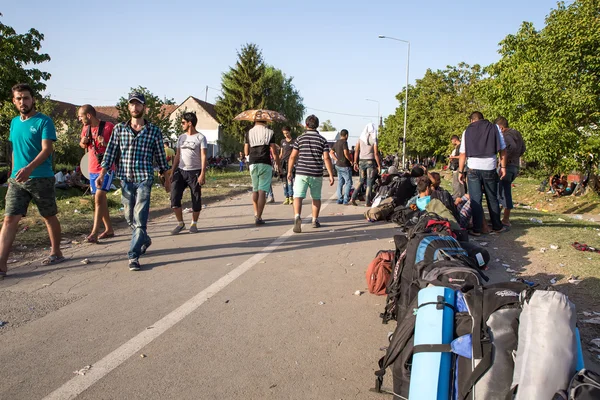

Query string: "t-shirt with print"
[[165, 146, 176, 167], [293, 130, 330, 177], [80, 121, 115, 174], [10, 112, 57, 179], [332, 139, 351, 167], [177, 132, 207, 171], [280, 138, 295, 163], [245, 124, 276, 166]]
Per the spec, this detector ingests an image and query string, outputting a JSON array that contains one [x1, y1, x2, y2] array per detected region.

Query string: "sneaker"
[[267, 197, 275, 204], [171, 224, 185, 235], [490, 226, 508, 235], [141, 238, 152, 255], [189, 224, 199, 233], [288, 197, 294, 205], [312, 219, 321, 228], [255, 217, 266, 226], [350, 200, 358, 206], [128, 259, 141, 271], [337, 199, 343, 204], [283, 198, 290, 205], [293, 217, 302, 233], [343, 201, 349, 205]]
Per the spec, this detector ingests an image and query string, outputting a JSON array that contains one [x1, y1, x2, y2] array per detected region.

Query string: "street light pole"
[[365, 98, 380, 127], [378, 35, 410, 169]]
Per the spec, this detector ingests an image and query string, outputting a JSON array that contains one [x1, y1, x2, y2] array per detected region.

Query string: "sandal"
[[98, 232, 115, 240], [85, 235, 98, 243], [41, 255, 66, 266]]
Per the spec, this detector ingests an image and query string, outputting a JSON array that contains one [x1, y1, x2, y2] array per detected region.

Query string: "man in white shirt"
[[169, 112, 208, 234]]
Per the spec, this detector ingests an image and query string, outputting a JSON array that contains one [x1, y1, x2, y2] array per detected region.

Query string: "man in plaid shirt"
[[95, 92, 170, 271]]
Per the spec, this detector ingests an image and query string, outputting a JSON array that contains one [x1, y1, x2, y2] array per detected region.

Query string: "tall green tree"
[[319, 119, 336, 132], [481, 0, 600, 172], [0, 15, 51, 145], [215, 43, 305, 144], [215, 44, 267, 143], [115, 86, 175, 140], [379, 63, 484, 158], [263, 66, 305, 140]]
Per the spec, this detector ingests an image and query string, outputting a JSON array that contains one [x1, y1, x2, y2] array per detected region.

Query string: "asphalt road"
[[0, 182, 509, 400]]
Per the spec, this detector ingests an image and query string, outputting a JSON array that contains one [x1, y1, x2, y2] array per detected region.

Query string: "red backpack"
[[366, 250, 395, 295]]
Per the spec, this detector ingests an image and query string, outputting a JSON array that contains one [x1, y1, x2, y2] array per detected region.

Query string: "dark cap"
[[128, 92, 146, 104]]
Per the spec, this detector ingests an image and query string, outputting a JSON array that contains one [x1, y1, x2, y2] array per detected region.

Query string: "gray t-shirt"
[[359, 133, 377, 160], [177, 132, 207, 171]]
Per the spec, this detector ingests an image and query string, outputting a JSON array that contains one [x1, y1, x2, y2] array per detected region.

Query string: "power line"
[[305, 107, 378, 118]]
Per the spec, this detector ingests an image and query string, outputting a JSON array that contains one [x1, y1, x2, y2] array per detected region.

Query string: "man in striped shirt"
[[287, 115, 334, 233], [96, 92, 170, 271]]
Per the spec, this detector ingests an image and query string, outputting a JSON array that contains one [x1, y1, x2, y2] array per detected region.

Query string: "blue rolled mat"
[[409, 286, 456, 400]]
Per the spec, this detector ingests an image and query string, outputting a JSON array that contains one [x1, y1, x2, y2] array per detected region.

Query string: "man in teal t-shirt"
[[0, 83, 65, 280]]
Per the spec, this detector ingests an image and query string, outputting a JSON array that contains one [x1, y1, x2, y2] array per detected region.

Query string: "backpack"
[[374, 282, 529, 400], [553, 369, 600, 400], [390, 205, 422, 227], [364, 198, 395, 222], [381, 231, 486, 324], [366, 250, 395, 295]]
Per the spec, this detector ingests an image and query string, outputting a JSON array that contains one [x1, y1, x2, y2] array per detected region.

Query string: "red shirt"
[[80, 121, 115, 173]]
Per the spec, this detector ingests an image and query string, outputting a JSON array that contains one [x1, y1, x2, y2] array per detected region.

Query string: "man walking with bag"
[[78, 104, 115, 243], [95, 92, 170, 271]]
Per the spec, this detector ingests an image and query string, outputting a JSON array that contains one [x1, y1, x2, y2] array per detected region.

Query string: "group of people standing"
[[449, 111, 526, 235]]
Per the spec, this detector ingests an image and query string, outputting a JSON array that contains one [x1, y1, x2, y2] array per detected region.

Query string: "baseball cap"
[[128, 92, 146, 104]]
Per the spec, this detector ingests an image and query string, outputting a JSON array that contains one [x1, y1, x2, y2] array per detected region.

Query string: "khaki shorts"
[[5, 178, 58, 217]]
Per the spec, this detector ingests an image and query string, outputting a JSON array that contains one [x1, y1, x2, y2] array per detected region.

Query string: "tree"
[[263, 66, 305, 140], [0, 15, 51, 153], [379, 63, 484, 158], [215, 44, 267, 144], [481, 0, 600, 172], [0, 14, 51, 102], [115, 86, 175, 140], [319, 119, 336, 132], [215, 43, 305, 145]]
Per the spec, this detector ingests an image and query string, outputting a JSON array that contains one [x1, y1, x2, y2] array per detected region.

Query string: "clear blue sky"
[[4, 0, 563, 144]]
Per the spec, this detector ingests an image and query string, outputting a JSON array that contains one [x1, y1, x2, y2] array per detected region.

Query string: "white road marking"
[[44, 193, 337, 400]]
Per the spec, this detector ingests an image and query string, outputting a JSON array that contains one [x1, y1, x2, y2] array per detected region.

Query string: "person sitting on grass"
[[415, 176, 460, 230]]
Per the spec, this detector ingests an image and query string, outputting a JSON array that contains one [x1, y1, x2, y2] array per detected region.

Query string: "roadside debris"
[[140, 354, 147, 358], [540, 248, 547, 253], [7, 259, 18, 264], [353, 290, 363, 296], [506, 268, 517, 273], [582, 317, 600, 325], [550, 244, 559, 250], [557, 218, 566, 222], [0, 321, 7, 327], [550, 277, 557, 285], [318, 301, 325, 305], [530, 218, 543, 224], [81, 259, 90, 265], [567, 275, 582, 285], [73, 365, 92, 376]]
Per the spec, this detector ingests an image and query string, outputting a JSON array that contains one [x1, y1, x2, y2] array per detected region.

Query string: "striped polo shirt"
[[293, 130, 330, 177]]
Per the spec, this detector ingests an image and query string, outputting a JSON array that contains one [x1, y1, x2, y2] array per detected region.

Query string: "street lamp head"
[[378, 35, 385, 38]]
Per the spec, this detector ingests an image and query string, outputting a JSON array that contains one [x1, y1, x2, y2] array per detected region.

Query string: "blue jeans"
[[467, 169, 502, 232], [351, 160, 376, 204], [335, 166, 352, 203], [121, 179, 153, 260], [498, 165, 519, 210]]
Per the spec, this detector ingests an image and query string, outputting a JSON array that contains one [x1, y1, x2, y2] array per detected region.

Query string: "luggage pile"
[[365, 212, 599, 400]]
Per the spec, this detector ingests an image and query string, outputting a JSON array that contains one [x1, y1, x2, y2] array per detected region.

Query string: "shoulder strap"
[[92, 121, 107, 152]]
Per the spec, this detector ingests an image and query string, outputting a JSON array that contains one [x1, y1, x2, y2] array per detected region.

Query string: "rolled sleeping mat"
[[512, 290, 578, 399], [575, 328, 585, 371], [409, 286, 456, 400]]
